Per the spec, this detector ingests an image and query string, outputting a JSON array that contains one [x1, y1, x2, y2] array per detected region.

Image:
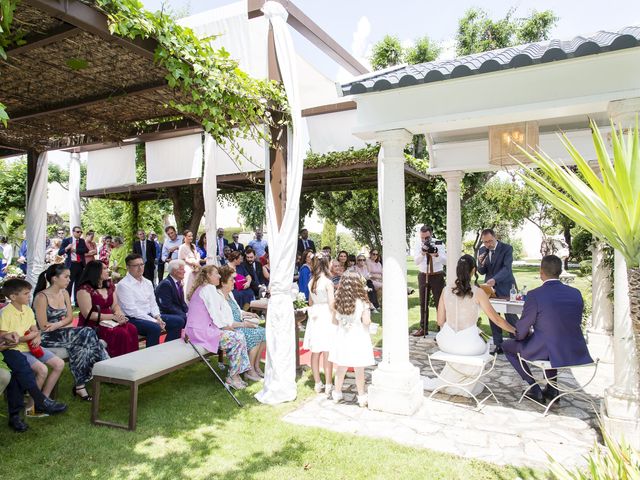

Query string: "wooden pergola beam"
[[8, 81, 168, 122], [6, 23, 80, 56], [22, 0, 157, 60], [247, 0, 368, 76]]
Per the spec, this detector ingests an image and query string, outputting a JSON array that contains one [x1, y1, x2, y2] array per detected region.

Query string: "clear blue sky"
[[141, 0, 640, 79]]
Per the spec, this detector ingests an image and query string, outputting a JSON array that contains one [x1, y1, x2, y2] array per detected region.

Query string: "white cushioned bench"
[[91, 339, 209, 431]]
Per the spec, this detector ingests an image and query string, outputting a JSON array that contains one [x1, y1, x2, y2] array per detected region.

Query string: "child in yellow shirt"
[[0, 279, 64, 398]]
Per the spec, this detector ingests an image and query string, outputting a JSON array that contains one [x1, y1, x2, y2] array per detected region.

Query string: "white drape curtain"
[[203, 135, 219, 265], [26, 152, 48, 287], [86, 145, 136, 190], [255, 1, 307, 404], [68, 152, 81, 228], [146, 134, 203, 184]]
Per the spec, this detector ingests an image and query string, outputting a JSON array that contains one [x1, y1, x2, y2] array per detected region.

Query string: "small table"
[[489, 298, 525, 316], [249, 299, 305, 374]]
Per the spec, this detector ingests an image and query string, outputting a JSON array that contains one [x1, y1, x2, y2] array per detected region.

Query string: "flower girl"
[[329, 271, 375, 407], [302, 254, 336, 395]]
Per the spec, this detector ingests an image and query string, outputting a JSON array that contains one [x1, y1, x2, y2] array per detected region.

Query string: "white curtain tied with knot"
[[255, 1, 308, 404]]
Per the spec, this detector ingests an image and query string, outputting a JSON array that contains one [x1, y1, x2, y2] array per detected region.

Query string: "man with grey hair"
[[154, 259, 188, 331]]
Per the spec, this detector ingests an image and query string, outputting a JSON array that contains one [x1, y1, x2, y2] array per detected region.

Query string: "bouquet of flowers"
[[293, 292, 308, 310]]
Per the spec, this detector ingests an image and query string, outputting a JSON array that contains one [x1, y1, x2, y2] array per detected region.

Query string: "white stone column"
[[68, 151, 81, 228], [602, 99, 640, 448], [602, 252, 640, 448], [441, 171, 464, 285], [587, 241, 614, 363], [368, 129, 423, 415]]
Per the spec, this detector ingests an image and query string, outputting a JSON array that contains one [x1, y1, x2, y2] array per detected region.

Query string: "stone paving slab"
[[284, 336, 611, 469]]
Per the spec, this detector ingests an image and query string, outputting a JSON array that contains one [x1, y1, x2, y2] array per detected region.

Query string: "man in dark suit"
[[58, 226, 88, 301], [503, 255, 593, 403], [229, 233, 244, 254], [155, 259, 188, 331], [297, 228, 316, 254], [133, 229, 157, 283], [477, 228, 517, 353], [240, 247, 265, 296]]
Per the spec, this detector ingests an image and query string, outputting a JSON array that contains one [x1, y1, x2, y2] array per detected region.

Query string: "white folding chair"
[[517, 353, 599, 416], [427, 346, 499, 411]]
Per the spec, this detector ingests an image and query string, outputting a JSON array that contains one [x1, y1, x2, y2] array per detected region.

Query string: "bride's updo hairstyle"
[[452, 254, 478, 298]]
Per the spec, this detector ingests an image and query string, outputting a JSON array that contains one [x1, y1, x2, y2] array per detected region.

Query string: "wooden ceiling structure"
[[1, 0, 427, 203]]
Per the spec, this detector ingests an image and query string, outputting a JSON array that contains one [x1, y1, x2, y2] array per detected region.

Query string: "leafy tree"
[[370, 35, 404, 70], [456, 7, 557, 56], [405, 36, 441, 64], [320, 219, 337, 253], [224, 191, 265, 231]]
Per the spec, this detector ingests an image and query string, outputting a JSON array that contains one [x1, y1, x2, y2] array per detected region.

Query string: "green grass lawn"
[[0, 259, 576, 479]]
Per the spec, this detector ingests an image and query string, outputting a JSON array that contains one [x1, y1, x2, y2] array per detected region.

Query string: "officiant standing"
[[477, 228, 518, 354]]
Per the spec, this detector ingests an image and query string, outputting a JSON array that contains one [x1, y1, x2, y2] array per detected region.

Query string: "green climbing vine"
[[0, 0, 23, 126], [304, 144, 429, 173], [90, 0, 287, 145]]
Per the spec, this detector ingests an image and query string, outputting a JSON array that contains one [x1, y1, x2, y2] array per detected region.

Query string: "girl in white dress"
[[178, 229, 200, 295], [330, 271, 375, 407], [303, 254, 336, 396], [422, 255, 515, 396]]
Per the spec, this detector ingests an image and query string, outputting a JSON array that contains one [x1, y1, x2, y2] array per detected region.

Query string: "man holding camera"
[[413, 225, 446, 337]]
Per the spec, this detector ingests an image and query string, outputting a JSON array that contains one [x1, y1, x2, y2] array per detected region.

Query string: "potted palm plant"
[[516, 119, 639, 442]]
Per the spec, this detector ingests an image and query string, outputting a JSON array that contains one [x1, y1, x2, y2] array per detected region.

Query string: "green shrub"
[[548, 428, 640, 480], [579, 260, 592, 276], [572, 227, 593, 262]]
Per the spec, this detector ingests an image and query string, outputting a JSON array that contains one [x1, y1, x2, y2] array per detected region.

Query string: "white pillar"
[[587, 241, 614, 362], [68, 151, 81, 228], [601, 99, 640, 448], [368, 129, 423, 416], [441, 171, 464, 285], [602, 252, 640, 447]]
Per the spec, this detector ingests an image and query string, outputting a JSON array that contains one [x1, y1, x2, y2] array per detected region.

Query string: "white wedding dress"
[[422, 286, 489, 397]]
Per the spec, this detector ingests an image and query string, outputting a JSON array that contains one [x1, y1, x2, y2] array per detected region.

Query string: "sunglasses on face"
[[74, 230, 82, 234]]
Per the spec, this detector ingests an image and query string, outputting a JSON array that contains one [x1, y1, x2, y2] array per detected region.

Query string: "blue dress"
[[227, 296, 265, 350], [298, 264, 312, 300]]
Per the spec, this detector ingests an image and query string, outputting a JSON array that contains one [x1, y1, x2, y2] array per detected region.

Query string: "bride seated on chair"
[[422, 254, 516, 397]]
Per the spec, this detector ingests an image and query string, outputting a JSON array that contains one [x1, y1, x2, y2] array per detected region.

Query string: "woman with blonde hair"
[[304, 254, 336, 396], [329, 271, 375, 407], [185, 265, 254, 389]]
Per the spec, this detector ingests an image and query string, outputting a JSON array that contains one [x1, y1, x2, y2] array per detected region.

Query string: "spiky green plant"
[[516, 120, 640, 392]]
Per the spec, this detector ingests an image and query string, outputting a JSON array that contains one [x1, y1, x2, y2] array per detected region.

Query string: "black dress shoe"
[[523, 386, 546, 405], [36, 398, 68, 415], [8, 415, 29, 433], [543, 385, 560, 402]]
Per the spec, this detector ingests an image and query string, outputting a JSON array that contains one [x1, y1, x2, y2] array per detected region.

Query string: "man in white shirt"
[[161, 226, 183, 266], [412, 225, 447, 337], [116, 254, 183, 346]]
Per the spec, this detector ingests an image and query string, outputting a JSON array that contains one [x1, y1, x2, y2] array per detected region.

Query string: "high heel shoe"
[[73, 385, 92, 402]]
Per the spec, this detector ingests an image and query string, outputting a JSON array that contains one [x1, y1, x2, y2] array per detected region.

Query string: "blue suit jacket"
[[58, 237, 88, 267], [477, 241, 516, 297], [510, 280, 592, 368], [155, 276, 188, 318]]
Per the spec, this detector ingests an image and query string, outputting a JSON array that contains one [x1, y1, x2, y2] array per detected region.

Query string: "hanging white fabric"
[[26, 152, 48, 287], [203, 134, 219, 266], [68, 152, 81, 228], [145, 134, 203, 184], [86, 145, 136, 190], [255, 1, 308, 405]]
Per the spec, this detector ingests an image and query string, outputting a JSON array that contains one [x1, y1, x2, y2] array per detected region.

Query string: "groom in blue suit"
[[154, 259, 188, 338], [477, 228, 518, 352], [503, 255, 593, 404]]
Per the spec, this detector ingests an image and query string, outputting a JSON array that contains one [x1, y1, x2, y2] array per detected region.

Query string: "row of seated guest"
[[185, 265, 265, 389]]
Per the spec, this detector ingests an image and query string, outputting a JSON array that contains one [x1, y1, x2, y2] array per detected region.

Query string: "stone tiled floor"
[[284, 335, 610, 469]]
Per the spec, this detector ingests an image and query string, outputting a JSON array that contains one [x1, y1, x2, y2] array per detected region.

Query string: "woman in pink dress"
[[77, 261, 139, 357], [84, 230, 98, 263], [366, 249, 383, 291]]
